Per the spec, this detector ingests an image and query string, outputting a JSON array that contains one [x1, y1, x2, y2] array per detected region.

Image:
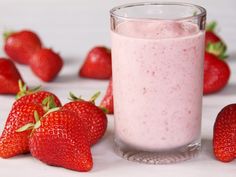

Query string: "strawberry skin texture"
[[13, 91, 62, 108], [0, 58, 24, 94], [29, 48, 63, 82], [205, 31, 227, 58], [213, 104, 236, 162], [79, 46, 112, 79], [0, 103, 44, 158], [4, 30, 42, 64], [62, 101, 107, 145], [100, 78, 114, 114], [29, 110, 93, 172], [205, 31, 222, 45], [204, 52, 230, 94]]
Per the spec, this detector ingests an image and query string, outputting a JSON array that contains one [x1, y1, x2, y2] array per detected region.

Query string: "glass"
[[110, 2, 206, 164]]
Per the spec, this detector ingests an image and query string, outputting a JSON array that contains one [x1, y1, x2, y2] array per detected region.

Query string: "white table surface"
[[0, 0, 236, 176]]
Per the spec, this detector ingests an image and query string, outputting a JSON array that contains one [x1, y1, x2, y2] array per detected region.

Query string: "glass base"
[[114, 138, 201, 164]]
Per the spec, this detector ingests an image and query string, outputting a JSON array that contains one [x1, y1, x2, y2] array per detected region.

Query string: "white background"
[[0, 0, 236, 177]]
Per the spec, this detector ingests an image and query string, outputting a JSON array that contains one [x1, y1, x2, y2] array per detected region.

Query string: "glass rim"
[[110, 2, 206, 21]]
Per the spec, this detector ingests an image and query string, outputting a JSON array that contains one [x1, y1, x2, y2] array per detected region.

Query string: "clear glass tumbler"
[[110, 2, 206, 164]]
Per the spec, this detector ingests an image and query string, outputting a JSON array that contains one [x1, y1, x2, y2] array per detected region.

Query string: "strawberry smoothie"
[[112, 20, 205, 151]]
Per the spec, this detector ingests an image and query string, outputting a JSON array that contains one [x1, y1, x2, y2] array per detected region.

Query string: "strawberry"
[[4, 30, 42, 64], [13, 81, 61, 109], [29, 48, 63, 82], [0, 58, 24, 94], [205, 21, 227, 59], [79, 46, 112, 79], [213, 104, 236, 162], [0, 103, 44, 158], [61, 92, 107, 145], [204, 52, 230, 94], [100, 78, 114, 114], [25, 110, 93, 172]]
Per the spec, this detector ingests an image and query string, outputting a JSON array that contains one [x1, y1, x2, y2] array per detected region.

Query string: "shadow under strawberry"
[[53, 73, 79, 84]]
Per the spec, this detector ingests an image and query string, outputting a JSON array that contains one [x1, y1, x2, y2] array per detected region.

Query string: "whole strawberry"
[[27, 110, 93, 172], [79, 46, 112, 79], [0, 103, 44, 158], [205, 21, 227, 59], [0, 58, 24, 94], [100, 78, 114, 114], [29, 48, 63, 82], [61, 92, 107, 145], [4, 30, 42, 64], [204, 52, 230, 94], [213, 104, 236, 162], [13, 81, 62, 109]]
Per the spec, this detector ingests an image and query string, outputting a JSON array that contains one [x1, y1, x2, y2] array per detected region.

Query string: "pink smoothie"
[[111, 21, 205, 151]]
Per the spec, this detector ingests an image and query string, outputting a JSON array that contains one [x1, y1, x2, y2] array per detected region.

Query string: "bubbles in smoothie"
[[117, 20, 199, 39]]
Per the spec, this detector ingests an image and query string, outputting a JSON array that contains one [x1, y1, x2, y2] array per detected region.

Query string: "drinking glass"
[[110, 2, 206, 164]]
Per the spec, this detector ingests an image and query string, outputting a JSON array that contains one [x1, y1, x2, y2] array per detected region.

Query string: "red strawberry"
[[29, 48, 63, 82], [79, 46, 112, 79], [0, 58, 24, 94], [213, 104, 236, 162], [13, 82, 61, 109], [204, 52, 230, 94], [205, 21, 227, 59], [100, 78, 114, 114], [0, 103, 44, 158], [14, 91, 62, 109], [4, 30, 42, 64], [27, 110, 93, 172], [61, 92, 107, 145]]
